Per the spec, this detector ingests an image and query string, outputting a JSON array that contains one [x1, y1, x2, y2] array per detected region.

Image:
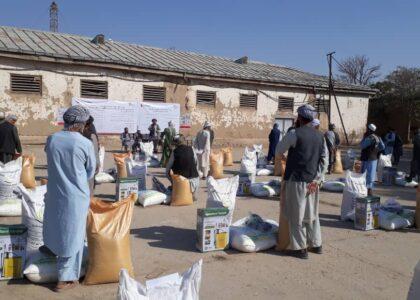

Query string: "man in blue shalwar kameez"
[[360, 124, 385, 196], [267, 123, 281, 163], [42, 105, 96, 292]]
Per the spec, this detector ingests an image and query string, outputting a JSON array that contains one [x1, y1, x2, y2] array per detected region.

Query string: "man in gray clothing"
[[276, 104, 328, 259], [324, 123, 340, 174]]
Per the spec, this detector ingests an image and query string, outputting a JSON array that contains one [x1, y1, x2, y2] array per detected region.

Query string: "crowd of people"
[[1, 103, 420, 289]]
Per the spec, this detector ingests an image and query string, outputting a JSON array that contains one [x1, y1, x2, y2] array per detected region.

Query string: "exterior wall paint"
[[0, 57, 370, 143]]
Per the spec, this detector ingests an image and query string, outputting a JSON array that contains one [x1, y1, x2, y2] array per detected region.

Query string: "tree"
[[337, 55, 380, 85]]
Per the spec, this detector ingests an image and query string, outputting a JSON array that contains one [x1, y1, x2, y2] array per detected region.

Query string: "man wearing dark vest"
[[166, 136, 200, 201], [276, 104, 328, 259]]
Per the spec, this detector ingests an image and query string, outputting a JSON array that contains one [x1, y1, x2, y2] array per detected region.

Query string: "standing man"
[[132, 129, 143, 154], [407, 129, 420, 183], [360, 124, 385, 195], [383, 128, 396, 156], [161, 121, 177, 167], [148, 119, 161, 154], [83, 115, 100, 196], [120, 127, 132, 152], [194, 121, 212, 179], [324, 124, 340, 174], [276, 105, 328, 259], [42, 105, 96, 292], [267, 123, 280, 163], [0, 115, 22, 164], [393, 132, 403, 166]]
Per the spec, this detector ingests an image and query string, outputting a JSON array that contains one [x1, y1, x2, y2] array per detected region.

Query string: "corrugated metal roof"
[[0, 26, 375, 94]]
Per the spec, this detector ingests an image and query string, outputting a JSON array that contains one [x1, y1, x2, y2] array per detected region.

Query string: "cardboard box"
[[0, 224, 27, 280], [355, 196, 380, 230], [196, 208, 230, 252], [116, 178, 138, 201]]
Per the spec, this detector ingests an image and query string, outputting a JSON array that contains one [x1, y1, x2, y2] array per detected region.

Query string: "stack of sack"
[[379, 198, 415, 230], [230, 214, 278, 253], [341, 171, 367, 221], [0, 156, 22, 216], [95, 146, 115, 184]]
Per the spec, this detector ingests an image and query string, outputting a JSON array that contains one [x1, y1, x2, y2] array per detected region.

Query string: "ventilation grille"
[[240, 94, 257, 108], [196, 90, 216, 106], [143, 86, 166, 102], [81, 80, 108, 98], [10, 74, 42, 94], [278, 97, 294, 111]]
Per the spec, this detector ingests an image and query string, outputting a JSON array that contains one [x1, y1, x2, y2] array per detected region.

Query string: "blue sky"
[[0, 0, 418, 79]]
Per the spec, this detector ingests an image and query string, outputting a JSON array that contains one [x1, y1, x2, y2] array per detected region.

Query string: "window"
[[10, 74, 42, 94], [196, 90, 216, 106], [239, 94, 257, 108], [80, 80, 108, 98], [278, 97, 294, 112], [314, 98, 330, 113], [143, 86, 166, 102]]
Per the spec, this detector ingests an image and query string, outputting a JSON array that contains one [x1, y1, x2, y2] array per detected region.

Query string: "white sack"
[[256, 168, 273, 176], [322, 181, 346, 193], [117, 260, 202, 300], [250, 182, 278, 197], [140, 141, 156, 160], [0, 198, 21, 216], [240, 147, 257, 175], [206, 176, 239, 225], [341, 171, 367, 221], [377, 154, 392, 183], [408, 260, 420, 300], [98, 145, 105, 173], [230, 217, 278, 252], [126, 158, 147, 190], [0, 157, 22, 214], [95, 172, 115, 184], [137, 190, 168, 207], [379, 209, 415, 230]]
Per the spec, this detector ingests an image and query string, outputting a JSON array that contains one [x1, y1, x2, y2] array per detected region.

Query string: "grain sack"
[[206, 176, 239, 225], [256, 168, 273, 176], [20, 155, 36, 189], [250, 182, 277, 197], [274, 155, 286, 176], [209, 152, 224, 179], [341, 171, 367, 221], [95, 172, 115, 184], [126, 159, 147, 190], [379, 209, 415, 230], [0, 157, 22, 216], [171, 174, 193, 206], [137, 190, 168, 207], [276, 183, 290, 251], [377, 154, 392, 182], [332, 150, 343, 174], [117, 260, 202, 300], [140, 141, 155, 159], [240, 147, 257, 175], [114, 153, 131, 178], [221, 147, 233, 166], [230, 215, 278, 252], [416, 186, 420, 230], [84, 194, 136, 285], [98, 146, 105, 173]]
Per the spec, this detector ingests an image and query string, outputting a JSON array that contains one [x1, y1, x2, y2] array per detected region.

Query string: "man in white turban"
[[42, 105, 96, 292], [194, 121, 212, 178], [275, 104, 328, 259]]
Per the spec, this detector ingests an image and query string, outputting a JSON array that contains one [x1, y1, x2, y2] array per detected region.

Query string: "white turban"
[[63, 105, 90, 125], [6, 114, 17, 121], [368, 124, 377, 132], [203, 121, 212, 128], [297, 104, 316, 121]]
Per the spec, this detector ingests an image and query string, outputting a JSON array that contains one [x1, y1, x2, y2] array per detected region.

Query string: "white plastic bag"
[[379, 209, 415, 230], [206, 176, 239, 225], [117, 260, 202, 300], [230, 216, 278, 252], [322, 181, 345, 193], [408, 260, 420, 300], [240, 147, 257, 175], [19, 184, 46, 254], [341, 171, 367, 221], [98, 145, 105, 173], [95, 172, 115, 184], [137, 190, 168, 207], [377, 154, 392, 183], [126, 158, 147, 190], [256, 168, 273, 176]]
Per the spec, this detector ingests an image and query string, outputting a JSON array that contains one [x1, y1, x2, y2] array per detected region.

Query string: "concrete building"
[[0, 26, 375, 144]]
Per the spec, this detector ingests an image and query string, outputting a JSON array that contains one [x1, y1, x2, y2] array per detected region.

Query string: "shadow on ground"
[[130, 226, 197, 252]]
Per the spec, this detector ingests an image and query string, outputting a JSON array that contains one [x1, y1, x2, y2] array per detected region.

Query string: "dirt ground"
[[0, 141, 419, 300]]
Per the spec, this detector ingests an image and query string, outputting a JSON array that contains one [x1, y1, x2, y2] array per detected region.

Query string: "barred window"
[[80, 80, 108, 98], [10, 74, 42, 94], [239, 94, 257, 108], [143, 86, 166, 102], [314, 98, 330, 113], [278, 97, 294, 112], [196, 90, 216, 106]]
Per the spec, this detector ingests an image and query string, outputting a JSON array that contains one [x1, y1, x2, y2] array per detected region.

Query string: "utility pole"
[[50, 1, 58, 32]]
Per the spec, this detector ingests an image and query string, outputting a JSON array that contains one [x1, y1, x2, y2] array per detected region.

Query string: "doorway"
[[275, 118, 294, 140]]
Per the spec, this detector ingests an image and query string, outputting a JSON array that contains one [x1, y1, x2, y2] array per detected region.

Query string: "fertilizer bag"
[[209, 152, 224, 179], [230, 215, 278, 252], [332, 150, 344, 174], [21, 154, 36, 189], [84, 194, 136, 285], [117, 260, 202, 300], [240, 147, 257, 175], [114, 153, 131, 178], [341, 171, 367, 221], [140, 141, 155, 159], [171, 174, 193, 206], [0, 156, 22, 216], [221, 147, 234, 166], [379, 209, 415, 230], [206, 176, 239, 225], [137, 190, 168, 207]]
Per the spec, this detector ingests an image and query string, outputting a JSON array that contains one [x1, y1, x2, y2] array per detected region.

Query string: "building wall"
[[0, 56, 370, 144]]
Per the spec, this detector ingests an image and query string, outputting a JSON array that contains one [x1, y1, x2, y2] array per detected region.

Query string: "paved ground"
[[0, 142, 419, 300]]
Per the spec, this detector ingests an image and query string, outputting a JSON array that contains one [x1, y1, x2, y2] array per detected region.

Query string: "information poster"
[[137, 102, 180, 132]]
